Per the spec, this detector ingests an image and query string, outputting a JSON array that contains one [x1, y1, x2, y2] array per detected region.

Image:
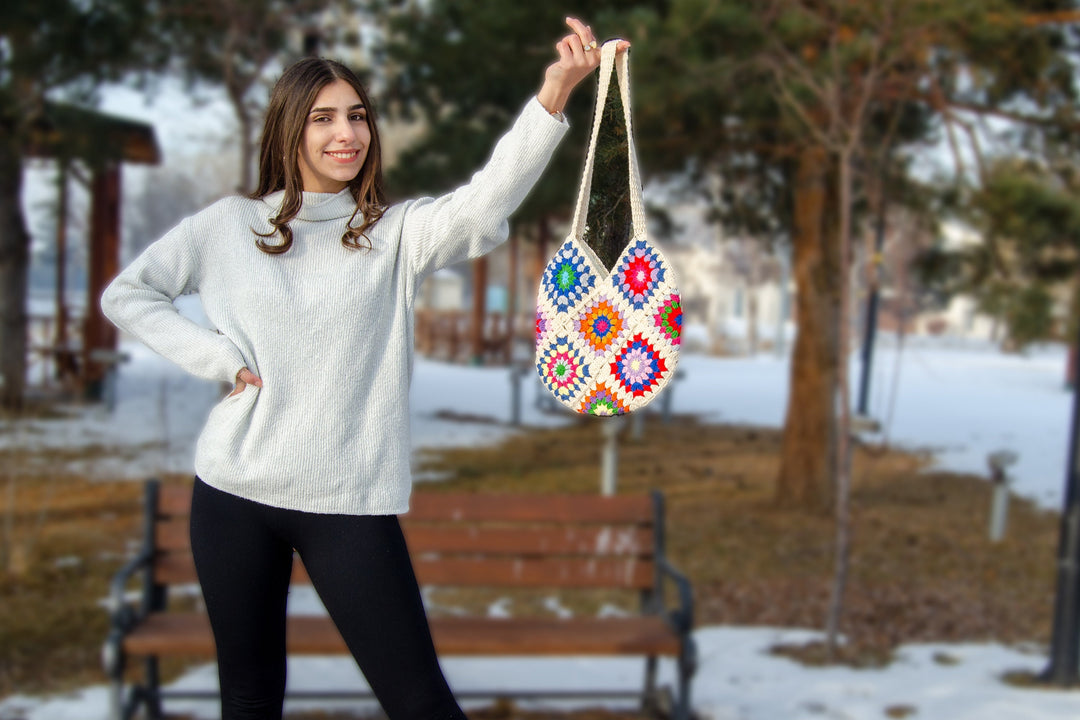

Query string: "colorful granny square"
[[653, 292, 682, 346], [575, 294, 627, 357], [537, 335, 592, 402], [610, 333, 668, 398], [613, 239, 666, 310], [542, 240, 597, 314], [578, 381, 630, 416]]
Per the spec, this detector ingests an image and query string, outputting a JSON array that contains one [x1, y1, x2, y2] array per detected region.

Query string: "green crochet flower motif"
[[556, 262, 577, 291]]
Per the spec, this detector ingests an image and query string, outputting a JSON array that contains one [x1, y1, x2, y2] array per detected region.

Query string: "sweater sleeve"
[[400, 96, 569, 280], [100, 217, 248, 383]]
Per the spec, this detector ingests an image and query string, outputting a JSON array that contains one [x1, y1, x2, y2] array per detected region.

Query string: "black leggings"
[[189, 477, 466, 720]]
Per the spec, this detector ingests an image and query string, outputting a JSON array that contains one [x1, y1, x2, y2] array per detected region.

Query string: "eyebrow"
[[308, 103, 366, 114]]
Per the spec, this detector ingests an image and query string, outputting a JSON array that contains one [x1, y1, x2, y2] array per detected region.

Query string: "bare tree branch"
[[763, 57, 833, 148]]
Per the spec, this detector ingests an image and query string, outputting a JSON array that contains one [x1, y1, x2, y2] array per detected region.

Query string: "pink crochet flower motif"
[[613, 240, 665, 310], [654, 293, 682, 346]]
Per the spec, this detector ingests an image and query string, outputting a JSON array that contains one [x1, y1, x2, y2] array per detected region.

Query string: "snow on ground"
[[3, 325, 1079, 719], [3, 629, 1076, 720]]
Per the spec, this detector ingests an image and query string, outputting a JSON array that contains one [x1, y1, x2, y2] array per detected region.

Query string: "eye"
[[351, 112, 367, 122]]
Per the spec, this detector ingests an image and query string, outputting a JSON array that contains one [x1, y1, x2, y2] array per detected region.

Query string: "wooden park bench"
[[103, 481, 696, 720]]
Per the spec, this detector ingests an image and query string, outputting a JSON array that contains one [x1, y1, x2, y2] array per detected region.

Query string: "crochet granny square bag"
[[535, 40, 681, 416]]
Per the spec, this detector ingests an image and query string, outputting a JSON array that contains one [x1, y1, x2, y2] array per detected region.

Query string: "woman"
[[102, 15, 626, 720]]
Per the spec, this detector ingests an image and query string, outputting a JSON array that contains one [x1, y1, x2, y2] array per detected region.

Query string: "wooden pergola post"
[[470, 257, 488, 365], [507, 232, 519, 360], [52, 160, 78, 382], [82, 163, 121, 400]]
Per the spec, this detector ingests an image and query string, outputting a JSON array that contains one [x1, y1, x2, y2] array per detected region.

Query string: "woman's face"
[[297, 79, 371, 193]]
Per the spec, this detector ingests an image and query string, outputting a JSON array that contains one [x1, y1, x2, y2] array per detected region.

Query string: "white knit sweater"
[[102, 97, 568, 514]]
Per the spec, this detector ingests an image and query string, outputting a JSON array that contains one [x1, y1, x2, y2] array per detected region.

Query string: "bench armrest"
[[107, 546, 154, 630], [657, 556, 693, 634]]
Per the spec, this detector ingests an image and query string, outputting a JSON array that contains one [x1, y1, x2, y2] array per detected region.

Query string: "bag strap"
[[569, 39, 648, 243]]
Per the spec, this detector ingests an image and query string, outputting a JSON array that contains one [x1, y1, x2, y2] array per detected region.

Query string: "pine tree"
[[920, 157, 1080, 350]]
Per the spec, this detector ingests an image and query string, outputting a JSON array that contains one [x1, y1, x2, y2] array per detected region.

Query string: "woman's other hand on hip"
[[228, 367, 263, 398]]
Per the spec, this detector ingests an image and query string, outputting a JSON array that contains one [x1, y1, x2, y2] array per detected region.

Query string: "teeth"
[[327, 151, 357, 158]]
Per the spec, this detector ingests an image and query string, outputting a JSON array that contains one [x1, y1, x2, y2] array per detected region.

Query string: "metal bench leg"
[[675, 659, 690, 720], [109, 678, 123, 720], [145, 657, 164, 720], [103, 630, 126, 720], [674, 638, 697, 720], [122, 687, 145, 720], [641, 655, 659, 715]]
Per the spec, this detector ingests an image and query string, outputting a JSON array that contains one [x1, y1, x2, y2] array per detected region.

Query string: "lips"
[[325, 149, 360, 161]]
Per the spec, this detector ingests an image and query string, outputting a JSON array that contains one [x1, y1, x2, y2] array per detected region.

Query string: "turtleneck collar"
[[260, 187, 358, 222]]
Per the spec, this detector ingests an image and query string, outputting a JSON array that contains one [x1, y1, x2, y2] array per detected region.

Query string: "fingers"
[[564, 17, 631, 57], [237, 368, 263, 387], [554, 33, 595, 74], [228, 367, 263, 397], [554, 36, 574, 64], [565, 16, 596, 50], [562, 33, 587, 63], [565, 16, 598, 56]]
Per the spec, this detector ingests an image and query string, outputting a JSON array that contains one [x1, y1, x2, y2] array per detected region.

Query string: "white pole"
[[987, 450, 1017, 543], [600, 418, 623, 496]]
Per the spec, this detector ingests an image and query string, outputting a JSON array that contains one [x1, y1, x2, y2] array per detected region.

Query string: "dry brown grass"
[[0, 413, 1061, 711], [0, 453, 186, 696]]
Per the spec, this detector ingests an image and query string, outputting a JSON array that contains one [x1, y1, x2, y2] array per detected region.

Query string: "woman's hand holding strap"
[[537, 17, 630, 116]]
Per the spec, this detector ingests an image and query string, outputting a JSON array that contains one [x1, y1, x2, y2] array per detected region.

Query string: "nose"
[[333, 117, 357, 143]]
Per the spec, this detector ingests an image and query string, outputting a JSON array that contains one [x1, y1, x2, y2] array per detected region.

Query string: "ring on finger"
[[583, 39, 598, 51]]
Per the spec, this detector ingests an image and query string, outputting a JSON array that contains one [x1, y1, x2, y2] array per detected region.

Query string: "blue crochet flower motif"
[[544, 240, 596, 314]]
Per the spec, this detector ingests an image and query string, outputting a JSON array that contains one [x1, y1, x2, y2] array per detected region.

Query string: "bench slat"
[[155, 487, 653, 525], [405, 526, 654, 557], [157, 484, 194, 518], [124, 613, 680, 658], [407, 493, 654, 524], [156, 520, 654, 558], [155, 553, 654, 589], [433, 616, 681, 655], [413, 556, 654, 588]]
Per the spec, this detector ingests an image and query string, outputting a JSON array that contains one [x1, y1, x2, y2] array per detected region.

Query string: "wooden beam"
[[470, 256, 488, 364], [82, 164, 121, 398]]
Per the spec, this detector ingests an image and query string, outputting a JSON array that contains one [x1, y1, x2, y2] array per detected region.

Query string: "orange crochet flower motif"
[[578, 381, 630, 416], [576, 295, 626, 356]]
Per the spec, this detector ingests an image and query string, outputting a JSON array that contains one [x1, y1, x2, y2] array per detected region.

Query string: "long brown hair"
[[250, 57, 387, 253]]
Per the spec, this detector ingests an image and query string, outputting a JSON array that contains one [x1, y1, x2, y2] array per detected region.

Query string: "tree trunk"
[[775, 144, 840, 512], [825, 144, 857, 654], [0, 134, 30, 411], [238, 107, 254, 194], [746, 281, 759, 356]]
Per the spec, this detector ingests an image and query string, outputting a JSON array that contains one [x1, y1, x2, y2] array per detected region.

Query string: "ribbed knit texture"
[[102, 97, 568, 514]]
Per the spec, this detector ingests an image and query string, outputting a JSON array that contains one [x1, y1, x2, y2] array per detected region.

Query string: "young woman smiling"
[[101, 15, 627, 720]]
